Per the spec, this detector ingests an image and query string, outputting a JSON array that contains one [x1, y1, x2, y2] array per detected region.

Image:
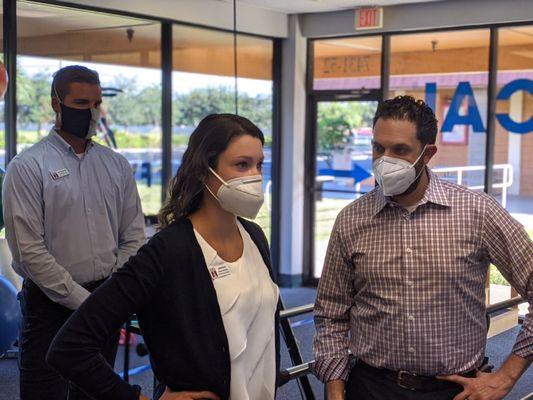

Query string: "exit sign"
[[355, 7, 383, 30]]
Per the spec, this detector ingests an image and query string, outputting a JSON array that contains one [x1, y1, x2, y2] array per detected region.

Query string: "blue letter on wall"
[[495, 79, 533, 135], [425, 82, 437, 113], [441, 81, 486, 133]]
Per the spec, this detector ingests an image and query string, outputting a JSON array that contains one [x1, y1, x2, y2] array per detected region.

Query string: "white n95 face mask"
[[205, 167, 264, 219], [372, 146, 427, 197]]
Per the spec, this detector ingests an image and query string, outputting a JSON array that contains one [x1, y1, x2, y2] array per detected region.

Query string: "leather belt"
[[357, 361, 478, 392]]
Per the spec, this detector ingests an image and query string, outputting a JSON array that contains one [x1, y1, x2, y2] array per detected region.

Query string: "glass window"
[[313, 100, 379, 277], [16, 0, 162, 215], [312, 36, 382, 90], [491, 25, 533, 310], [389, 29, 495, 299], [171, 25, 273, 239], [390, 29, 490, 190]]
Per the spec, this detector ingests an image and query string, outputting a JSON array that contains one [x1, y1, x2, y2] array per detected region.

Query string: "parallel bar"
[[128, 295, 524, 335], [279, 297, 524, 320], [280, 303, 314, 319], [125, 296, 526, 391], [484, 27, 498, 195], [3, 0, 17, 165], [161, 22, 173, 202], [278, 361, 315, 387], [314, 188, 367, 195], [279, 299, 316, 399], [486, 296, 523, 314]]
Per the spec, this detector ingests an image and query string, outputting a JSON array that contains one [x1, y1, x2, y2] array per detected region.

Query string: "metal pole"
[[233, 0, 238, 115], [3, 0, 17, 165], [279, 298, 316, 399], [484, 27, 498, 195], [161, 22, 173, 202], [270, 38, 282, 280], [380, 34, 390, 102]]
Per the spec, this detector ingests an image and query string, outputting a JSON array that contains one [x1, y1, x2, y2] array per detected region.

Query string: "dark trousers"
[[345, 362, 464, 400], [18, 279, 120, 400]]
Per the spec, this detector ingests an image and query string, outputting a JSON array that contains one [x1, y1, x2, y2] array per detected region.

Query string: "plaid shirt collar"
[[372, 168, 451, 216]]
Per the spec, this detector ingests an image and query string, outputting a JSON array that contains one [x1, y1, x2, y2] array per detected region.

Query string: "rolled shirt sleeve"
[[313, 219, 356, 382], [482, 194, 533, 361]]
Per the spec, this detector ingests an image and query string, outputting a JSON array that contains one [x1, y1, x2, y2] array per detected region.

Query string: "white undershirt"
[[193, 221, 279, 400], [405, 204, 418, 214]]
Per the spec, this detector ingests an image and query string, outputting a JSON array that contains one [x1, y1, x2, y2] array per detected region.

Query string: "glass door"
[[312, 99, 379, 278]]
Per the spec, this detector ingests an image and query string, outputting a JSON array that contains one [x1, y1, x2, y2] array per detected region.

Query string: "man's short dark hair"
[[51, 65, 100, 101], [373, 95, 438, 145]]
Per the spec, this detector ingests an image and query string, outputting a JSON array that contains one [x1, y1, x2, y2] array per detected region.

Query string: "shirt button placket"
[[82, 163, 97, 278], [403, 213, 417, 363]]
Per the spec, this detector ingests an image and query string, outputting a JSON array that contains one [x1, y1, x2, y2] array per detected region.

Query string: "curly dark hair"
[[158, 114, 264, 229], [373, 95, 438, 145]]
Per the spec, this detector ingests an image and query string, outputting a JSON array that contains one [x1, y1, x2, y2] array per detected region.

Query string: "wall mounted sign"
[[355, 7, 383, 30]]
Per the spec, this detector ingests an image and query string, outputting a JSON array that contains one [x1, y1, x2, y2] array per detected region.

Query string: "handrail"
[[278, 361, 315, 387], [125, 297, 526, 388], [276, 295, 526, 387], [486, 296, 523, 314], [279, 296, 524, 321], [280, 304, 314, 319]]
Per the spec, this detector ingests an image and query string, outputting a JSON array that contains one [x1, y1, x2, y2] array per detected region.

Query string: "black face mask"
[[59, 103, 92, 139]]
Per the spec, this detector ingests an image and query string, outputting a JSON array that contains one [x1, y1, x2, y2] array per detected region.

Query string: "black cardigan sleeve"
[[46, 234, 168, 400]]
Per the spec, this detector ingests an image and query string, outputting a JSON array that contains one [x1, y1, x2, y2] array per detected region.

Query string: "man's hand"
[[159, 387, 220, 400], [438, 370, 514, 400], [438, 353, 530, 400], [326, 379, 345, 400]]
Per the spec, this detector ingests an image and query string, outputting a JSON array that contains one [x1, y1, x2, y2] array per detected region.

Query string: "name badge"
[[209, 264, 231, 280], [50, 168, 70, 181]]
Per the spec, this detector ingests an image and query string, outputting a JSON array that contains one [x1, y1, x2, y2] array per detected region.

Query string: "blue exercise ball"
[[0, 275, 20, 356]]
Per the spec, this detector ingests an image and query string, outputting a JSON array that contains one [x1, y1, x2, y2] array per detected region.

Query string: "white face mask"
[[87, 108, 100, 139], [372, 146, 427, 197], [205, 167, 264, 219]]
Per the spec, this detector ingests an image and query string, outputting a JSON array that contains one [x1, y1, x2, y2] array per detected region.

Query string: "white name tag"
[[50, 168, 70, 181], [209, 264, 231, 280]]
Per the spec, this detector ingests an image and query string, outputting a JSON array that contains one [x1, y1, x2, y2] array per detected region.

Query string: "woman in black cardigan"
[[47, 114, 280, 400]]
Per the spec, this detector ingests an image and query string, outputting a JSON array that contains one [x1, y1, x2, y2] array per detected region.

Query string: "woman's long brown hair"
[[158, 114, 264, 229]]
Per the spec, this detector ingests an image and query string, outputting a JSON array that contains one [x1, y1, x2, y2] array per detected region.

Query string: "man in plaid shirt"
[[313, 96, 532, 400]]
